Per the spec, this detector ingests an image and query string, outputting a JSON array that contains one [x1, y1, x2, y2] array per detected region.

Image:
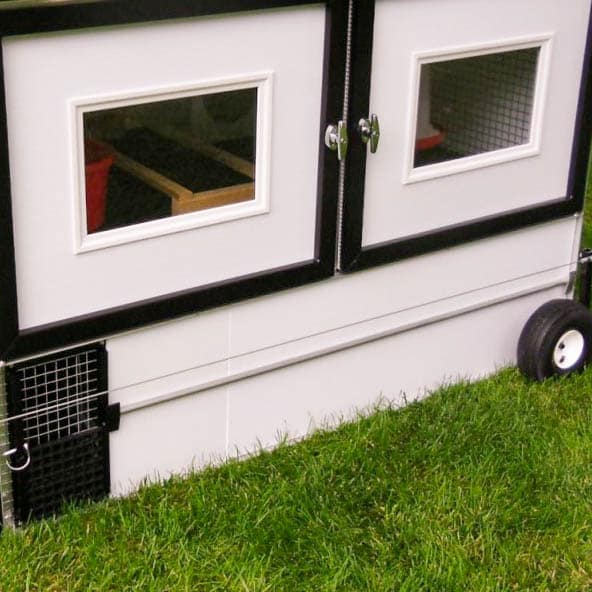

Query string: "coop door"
[[339, 0, 592, 268], [2, 4, 337, 335], [3, 344, 118, 523]]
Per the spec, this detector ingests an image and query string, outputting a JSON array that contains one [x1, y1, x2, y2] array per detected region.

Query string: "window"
[[410, 44, 544, 179], [82, 87, 257, 235]]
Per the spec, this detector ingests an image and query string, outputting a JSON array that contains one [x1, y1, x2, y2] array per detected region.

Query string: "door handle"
[[358, 114, 380, 154], [325, 121, 348, 161], [3, 442, 30, 472]]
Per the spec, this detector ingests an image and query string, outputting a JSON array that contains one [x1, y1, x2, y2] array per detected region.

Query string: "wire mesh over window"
[[6, 344, 111, 523], [18, 349, 100, 446], [414, 47, 540, 168]]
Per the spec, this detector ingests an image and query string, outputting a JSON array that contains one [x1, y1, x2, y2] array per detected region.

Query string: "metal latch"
[[325, 121, 348, 161], [3, 442, 30, 472], [104, 403, 121, 432], [358, 114, 380, 153]]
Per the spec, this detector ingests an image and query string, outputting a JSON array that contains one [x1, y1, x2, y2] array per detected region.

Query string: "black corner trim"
[[567, 0, 592, 208], [0, 0, 326, 36], [345, 197, 579, 273]]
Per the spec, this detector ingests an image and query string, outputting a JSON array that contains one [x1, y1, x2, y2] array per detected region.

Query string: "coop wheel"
[[517, 299, 592, 381]]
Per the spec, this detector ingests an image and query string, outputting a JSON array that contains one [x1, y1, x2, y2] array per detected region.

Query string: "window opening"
[[414, 47, 540, 168], [83, 87, 257, 234]]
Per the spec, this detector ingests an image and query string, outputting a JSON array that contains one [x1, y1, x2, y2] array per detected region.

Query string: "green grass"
[[1, 368, 592, 591]]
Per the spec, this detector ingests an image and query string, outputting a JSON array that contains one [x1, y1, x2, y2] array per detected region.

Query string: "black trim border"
[[0, 0, 347, 360], [339, 0, 592, 273]]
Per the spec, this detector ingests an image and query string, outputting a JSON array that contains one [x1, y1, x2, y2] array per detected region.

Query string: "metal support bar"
[[579, 248, 592, 308], [0, 364, 15, 528]]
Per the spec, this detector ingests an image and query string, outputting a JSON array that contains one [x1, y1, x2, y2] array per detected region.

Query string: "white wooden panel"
[[3, 5, 326, 328], [229, 217, 578, 356], [108, 286, 565, 492], [102, 264, 568, 416], [226, 267, 569, 378], [362, 0, 590, 246], [225, 287, 565, 456], [110, 385, 227, 496], [99, 217, 577, 413], [108, 308, 229, 390]]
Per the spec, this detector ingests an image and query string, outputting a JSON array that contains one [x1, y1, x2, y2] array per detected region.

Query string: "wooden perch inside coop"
[[145, 122, 256, 179], [103, 133, 256, 215]]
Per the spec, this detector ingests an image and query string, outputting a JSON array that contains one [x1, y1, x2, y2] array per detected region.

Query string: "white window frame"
[[71, 71, 273, 253], [403, 35, 553, 185]]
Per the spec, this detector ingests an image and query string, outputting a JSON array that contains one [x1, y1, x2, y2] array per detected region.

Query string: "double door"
[[0, 0, 590, 359]]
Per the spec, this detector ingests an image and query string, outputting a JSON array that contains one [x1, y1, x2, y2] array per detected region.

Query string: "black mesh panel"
[[6, 344, 110, 523]]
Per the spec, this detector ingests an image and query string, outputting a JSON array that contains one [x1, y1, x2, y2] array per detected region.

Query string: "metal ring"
[[3, 442, 31, 472]]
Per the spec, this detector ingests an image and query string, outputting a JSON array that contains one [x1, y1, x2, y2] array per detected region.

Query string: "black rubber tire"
[[517, 299, 592, 381]]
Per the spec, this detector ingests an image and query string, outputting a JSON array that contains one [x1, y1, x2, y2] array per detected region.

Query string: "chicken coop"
[[0, 0, 591, 526]]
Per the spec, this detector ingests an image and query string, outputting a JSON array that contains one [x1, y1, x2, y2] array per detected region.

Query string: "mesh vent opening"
[[6, 343, 111, 523]]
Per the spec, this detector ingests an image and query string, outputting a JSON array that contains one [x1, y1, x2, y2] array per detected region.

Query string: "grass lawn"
[[1, 368, 592, 591]]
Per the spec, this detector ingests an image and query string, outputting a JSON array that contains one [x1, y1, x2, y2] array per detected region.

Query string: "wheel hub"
[[553, 329, 585, 370]]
